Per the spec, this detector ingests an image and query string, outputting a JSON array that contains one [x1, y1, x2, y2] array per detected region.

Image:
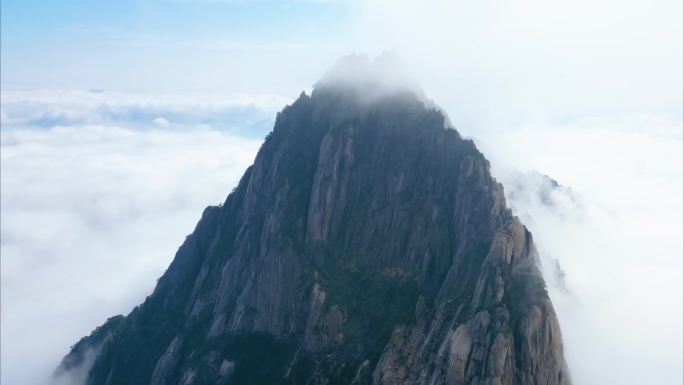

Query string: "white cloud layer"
[[1, 82, 681, 385], [0, 92, 272, 385], [354, 0, 683, 133], [1, 89, 289, 137], [477, 118, 683, 385]]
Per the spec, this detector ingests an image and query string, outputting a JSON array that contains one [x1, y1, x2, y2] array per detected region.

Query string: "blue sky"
[[2, 0, 353, 43], [1, 0, 357, 93]]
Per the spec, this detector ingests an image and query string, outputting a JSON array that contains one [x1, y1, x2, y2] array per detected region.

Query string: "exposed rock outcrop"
[[56, 58, 570, 385]]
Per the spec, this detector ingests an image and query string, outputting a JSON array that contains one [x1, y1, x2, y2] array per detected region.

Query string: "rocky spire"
[[56, 57, 570, 385]]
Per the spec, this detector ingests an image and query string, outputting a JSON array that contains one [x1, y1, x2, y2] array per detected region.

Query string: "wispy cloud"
[[355, 0, 683, 132]]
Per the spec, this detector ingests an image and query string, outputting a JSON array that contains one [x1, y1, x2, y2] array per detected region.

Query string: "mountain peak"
[[55, 59, 570, 385]]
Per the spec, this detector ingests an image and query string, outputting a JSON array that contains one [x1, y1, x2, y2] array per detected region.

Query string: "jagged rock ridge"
[[56, 60, 570, 385]]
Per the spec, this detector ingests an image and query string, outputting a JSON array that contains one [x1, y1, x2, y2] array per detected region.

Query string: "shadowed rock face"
[[56, 78, 570, 385]]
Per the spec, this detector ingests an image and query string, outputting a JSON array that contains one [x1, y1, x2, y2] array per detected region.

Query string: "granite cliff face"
[[56, 63, 570, 385]]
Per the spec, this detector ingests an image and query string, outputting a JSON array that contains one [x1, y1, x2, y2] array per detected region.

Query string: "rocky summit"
[[56, 58, 570, 385]]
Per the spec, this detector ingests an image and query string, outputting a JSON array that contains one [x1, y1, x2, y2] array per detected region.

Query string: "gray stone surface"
[[55, 76, 570, 385]]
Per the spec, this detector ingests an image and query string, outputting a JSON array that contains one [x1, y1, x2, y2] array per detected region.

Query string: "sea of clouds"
[[1, 85, 682, 385], [477, 119, 683, 385], [0, 89, 284, 385]]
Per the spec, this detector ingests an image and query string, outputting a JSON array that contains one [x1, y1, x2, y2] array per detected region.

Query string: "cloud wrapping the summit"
[[355, 0, 683, 132]]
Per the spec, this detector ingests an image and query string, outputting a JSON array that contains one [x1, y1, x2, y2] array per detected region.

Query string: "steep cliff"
[[56, 61, 570, 385]]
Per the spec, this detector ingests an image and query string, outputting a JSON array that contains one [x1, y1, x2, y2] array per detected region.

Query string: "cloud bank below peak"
[[1, 120, 264, 385], [477, 117, 683, 385], [1, 89, 291, 138]]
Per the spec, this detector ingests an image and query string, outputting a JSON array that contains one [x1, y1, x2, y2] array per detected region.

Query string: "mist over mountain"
[[54, 58, 569, 385]]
